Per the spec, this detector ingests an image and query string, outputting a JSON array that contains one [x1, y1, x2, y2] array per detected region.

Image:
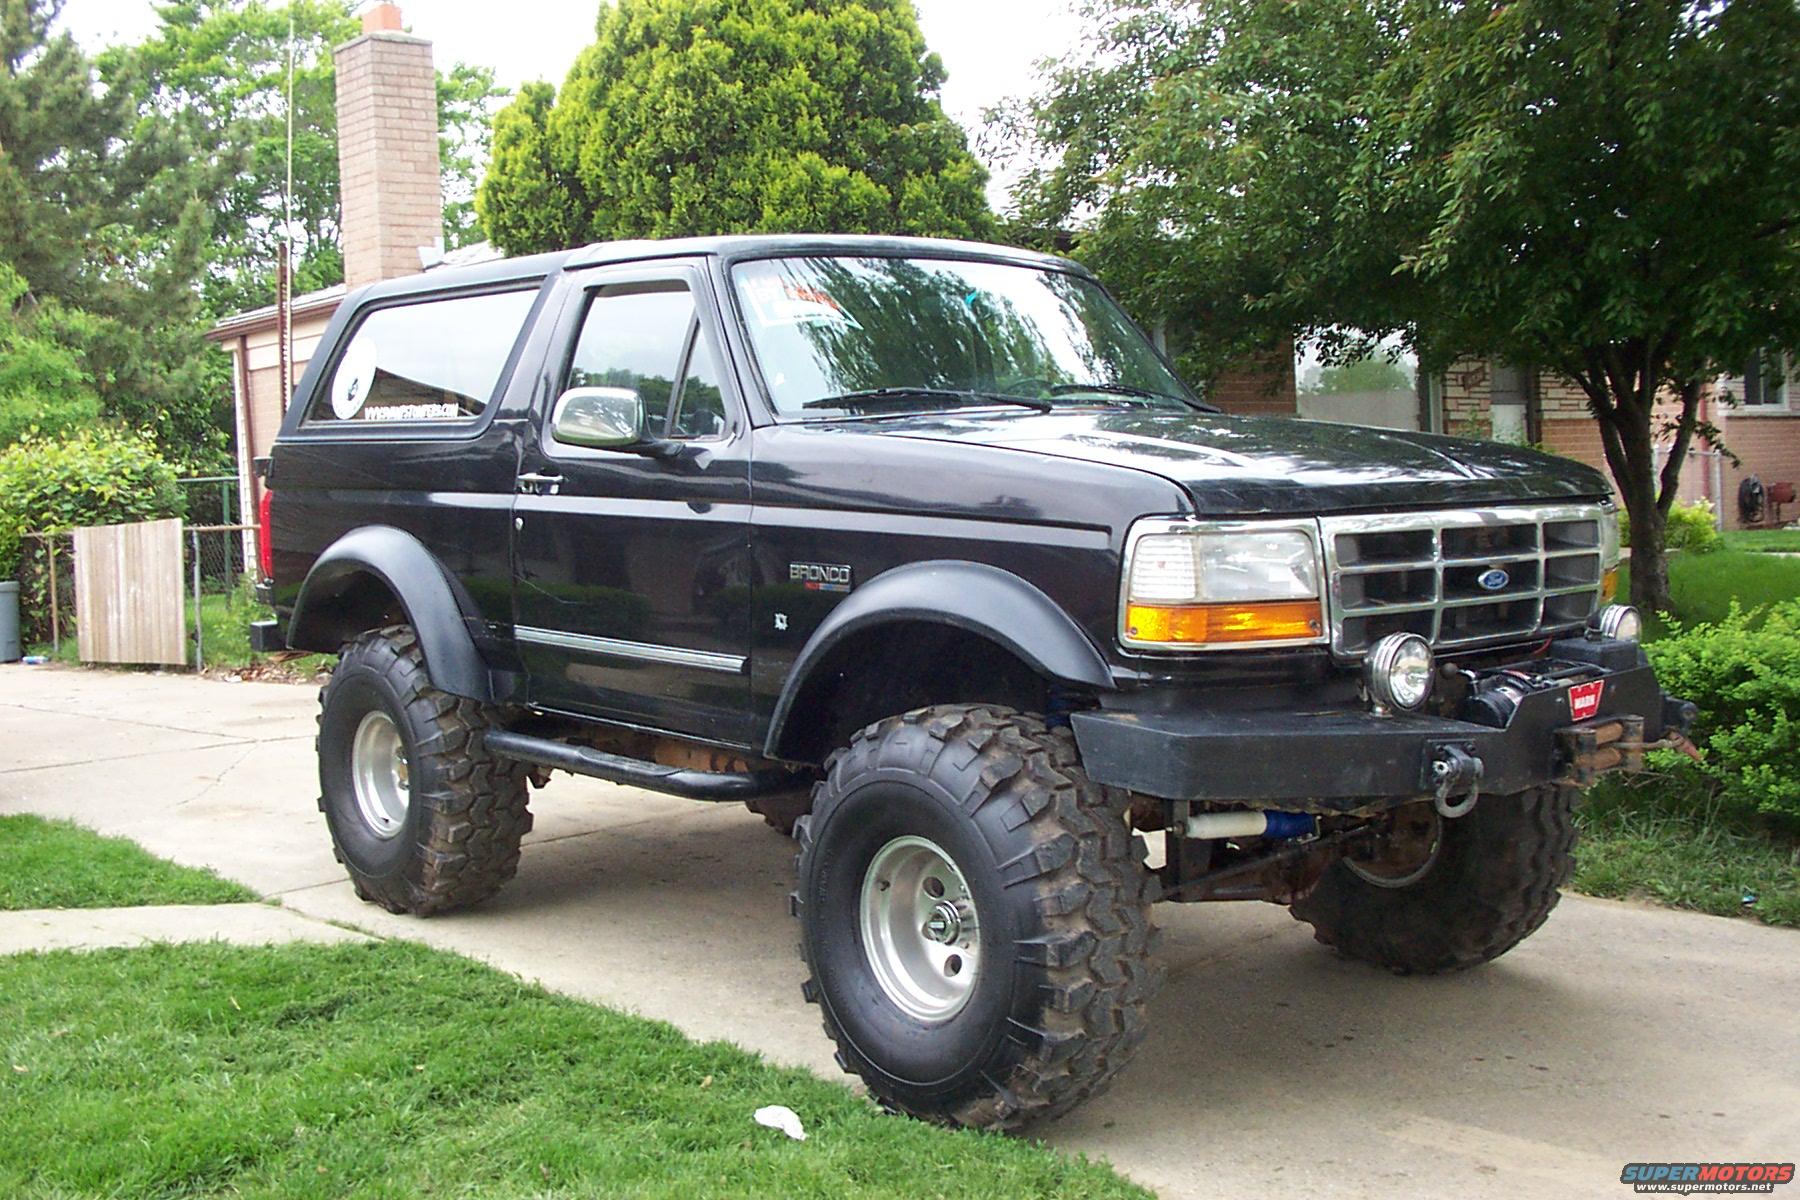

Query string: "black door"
[[511, 261, 756, 746]]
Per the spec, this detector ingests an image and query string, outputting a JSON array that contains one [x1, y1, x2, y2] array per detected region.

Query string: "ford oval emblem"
[[1478, 567, 1512, 592]]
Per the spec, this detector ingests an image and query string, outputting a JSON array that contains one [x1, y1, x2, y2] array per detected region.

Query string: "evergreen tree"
[[0, 0, 226, 466], [477, 0, 993, 252]]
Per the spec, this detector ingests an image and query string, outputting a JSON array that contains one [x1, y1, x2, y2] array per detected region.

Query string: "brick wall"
[[1536, 373, 1591, 419], [335, 24, 442, 290], [1541, 415, 1607, 465], [1712, 410, 1800, 528], [1439, 355, 1800, 528], [1209, 339, 1297, 416], [1441, 358, 1495, 436]]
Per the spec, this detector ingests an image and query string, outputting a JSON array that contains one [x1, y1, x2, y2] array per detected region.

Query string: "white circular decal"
[[331, 337, 379, 421]]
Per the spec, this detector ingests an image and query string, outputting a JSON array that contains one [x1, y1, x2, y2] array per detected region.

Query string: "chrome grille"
[[1321, 504, 1608, 657]]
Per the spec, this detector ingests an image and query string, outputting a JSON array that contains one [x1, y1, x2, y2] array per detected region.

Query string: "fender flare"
[[288, 525, 497, 701], [764, 559, 1114, 758]]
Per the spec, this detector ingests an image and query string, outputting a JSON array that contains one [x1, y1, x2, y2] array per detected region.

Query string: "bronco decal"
[[789, 562, 853, 593]]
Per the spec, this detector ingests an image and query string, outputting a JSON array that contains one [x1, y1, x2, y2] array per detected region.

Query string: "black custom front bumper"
[[1071, 637, 1695, 812]]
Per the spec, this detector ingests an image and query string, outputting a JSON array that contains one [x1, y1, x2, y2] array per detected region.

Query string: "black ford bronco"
[[256, 234, 1694, 1130]]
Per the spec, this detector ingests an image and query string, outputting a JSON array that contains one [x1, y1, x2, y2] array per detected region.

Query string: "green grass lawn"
[[0, 814, 255, 910], [1722, 528, 1800, 554], [1616, 548, 1800, 633], [0, 940, 1148, 1200], [1574, 782, 1800, 928]]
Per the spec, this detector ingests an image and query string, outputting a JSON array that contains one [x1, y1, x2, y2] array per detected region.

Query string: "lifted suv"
[[257, 234, 1693, 1129]]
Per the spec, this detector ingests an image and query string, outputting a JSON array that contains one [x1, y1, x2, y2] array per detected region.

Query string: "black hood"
[[859, 409, 1612, 516]]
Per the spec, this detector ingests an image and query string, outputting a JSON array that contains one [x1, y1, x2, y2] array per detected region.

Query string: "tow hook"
[[1657, 729, 1705, 764], [1428, 744, 1483, 818]]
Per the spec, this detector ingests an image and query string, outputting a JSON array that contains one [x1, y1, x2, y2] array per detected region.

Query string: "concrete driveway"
[[1, 663, 1795, 1199]]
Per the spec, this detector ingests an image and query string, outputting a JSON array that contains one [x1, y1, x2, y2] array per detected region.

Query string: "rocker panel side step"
[[484, 729, 797, 801]]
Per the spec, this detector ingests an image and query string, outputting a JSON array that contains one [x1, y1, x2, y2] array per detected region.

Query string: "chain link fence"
[[15, 531, 74, 653], [14, 480, 250, 651], [186, 523, 263, 670], [177, 475, 245, 529], [18, 521, 266, 670]]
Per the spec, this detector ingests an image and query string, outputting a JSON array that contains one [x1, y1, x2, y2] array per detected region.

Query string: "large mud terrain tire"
[[317, 626, 531, 915], [1290, 787, 1578, 974], [793, 704, 1163, 1130]]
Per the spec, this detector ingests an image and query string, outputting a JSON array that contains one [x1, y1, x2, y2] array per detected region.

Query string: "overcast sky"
[[63, 0, 1086, 206]]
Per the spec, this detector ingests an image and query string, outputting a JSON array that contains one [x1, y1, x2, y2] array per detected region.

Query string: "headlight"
[[1600, 503, 1622, 603], [1595, 604, 1642, 643], [1120, 519, 1326, 650], [1365, 633, 1434, 712]]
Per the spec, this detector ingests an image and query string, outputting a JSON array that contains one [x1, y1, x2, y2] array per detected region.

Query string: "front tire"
[[794, 705, 1162, 1129], [1290, 787, 1578, 974], [317, 626, 531, 915]]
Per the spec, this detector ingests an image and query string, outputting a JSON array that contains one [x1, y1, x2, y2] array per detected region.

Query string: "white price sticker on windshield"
[[743, 275, 860, 329]]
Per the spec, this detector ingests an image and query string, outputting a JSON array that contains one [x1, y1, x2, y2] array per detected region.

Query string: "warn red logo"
[[1568, 679, 1606, 722]]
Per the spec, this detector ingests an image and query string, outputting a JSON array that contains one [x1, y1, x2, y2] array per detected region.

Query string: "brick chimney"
[[334, 3, 442, 290]]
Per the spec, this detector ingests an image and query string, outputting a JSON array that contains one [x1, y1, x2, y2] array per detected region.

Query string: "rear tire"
[[317, 625, 531, 915], [1290, 787, 1578, 974], [793, 704, 1162, 1129]]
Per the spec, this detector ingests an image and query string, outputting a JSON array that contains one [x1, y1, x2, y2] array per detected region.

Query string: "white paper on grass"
[[753, 1104, 807, 1141]]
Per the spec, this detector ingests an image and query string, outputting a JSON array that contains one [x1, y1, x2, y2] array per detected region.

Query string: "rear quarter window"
[[307, 288, 537, 427]]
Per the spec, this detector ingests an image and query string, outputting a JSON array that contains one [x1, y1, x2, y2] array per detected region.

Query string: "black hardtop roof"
[[347, 234, 1089, 306]]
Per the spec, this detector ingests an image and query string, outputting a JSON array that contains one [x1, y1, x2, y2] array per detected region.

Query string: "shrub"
[[0, 428, 186, 640], [1641, 600, 1800, 833], [1619, 498, 1723, 554]]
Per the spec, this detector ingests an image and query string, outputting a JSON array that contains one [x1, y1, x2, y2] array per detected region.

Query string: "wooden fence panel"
[[72, 518, 187, 666]]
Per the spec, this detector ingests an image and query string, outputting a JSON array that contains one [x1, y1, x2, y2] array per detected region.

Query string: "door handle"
[[517, 472, 563, 496]]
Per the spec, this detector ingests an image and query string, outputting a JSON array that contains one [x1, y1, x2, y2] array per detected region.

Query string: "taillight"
[[257, 486, 274, 580]]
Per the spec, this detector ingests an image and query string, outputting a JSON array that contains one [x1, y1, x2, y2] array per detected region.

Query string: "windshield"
[[730, 255, 1201, 418]]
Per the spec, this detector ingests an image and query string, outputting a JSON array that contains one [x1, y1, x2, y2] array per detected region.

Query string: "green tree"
[[0, 262, 102, 446], [477, 0, 994, 253], [1305, 356, 1413, 395], [1015, 0, 1800, 612], [101, 0, 507, 316], [0, 426, 186, 637], [0, 0, 227, 467]]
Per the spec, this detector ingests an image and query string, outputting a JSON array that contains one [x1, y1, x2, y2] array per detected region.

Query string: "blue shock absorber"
[[1261, 811, 1318, 840]]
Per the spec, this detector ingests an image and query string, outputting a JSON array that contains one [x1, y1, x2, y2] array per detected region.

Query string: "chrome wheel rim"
[[859, 835, 980, 1023], [350, 709, 410, 839]]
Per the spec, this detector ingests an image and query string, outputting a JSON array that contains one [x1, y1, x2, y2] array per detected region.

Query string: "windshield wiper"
[[800, 388, 1053, 414], [1046, 382, 1217, 412]]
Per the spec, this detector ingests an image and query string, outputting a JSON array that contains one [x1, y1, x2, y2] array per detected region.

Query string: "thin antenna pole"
[[278, 4, 297, 412]]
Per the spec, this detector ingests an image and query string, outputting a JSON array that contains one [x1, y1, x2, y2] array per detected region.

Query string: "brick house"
[[1434, 358, 1800, 530]]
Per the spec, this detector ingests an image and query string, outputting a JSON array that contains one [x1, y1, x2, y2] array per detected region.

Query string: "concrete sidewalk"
[[0, 902, 370, 955], [2, 663, 1796, 1200]]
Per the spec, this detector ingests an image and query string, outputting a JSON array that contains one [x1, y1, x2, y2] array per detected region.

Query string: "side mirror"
[[550, 386, 647, 449]]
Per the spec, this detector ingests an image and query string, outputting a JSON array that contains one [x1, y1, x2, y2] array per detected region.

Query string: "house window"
[[1489, 362, 1530, 443], [1740, 352, 1793, 409]]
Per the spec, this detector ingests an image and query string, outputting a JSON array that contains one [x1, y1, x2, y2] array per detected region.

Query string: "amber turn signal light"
[[1601, 567, 1619, 603], [1124, 600, 1324, 646]]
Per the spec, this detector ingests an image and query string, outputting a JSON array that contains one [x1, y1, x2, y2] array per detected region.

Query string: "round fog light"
[[1366, 633, 1435, 713], [1595, 604, 1642, 643]]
